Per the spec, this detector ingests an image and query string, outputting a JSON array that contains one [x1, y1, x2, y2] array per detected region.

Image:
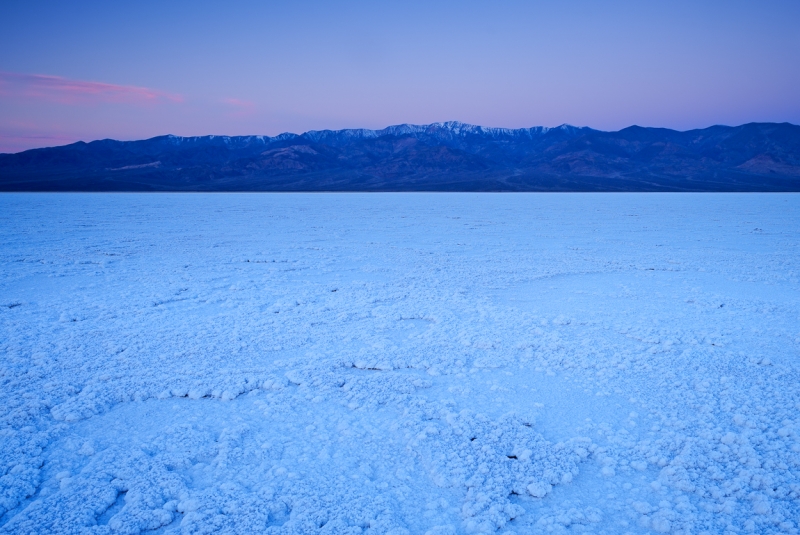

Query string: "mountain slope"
[[1, 122, 799, 191]]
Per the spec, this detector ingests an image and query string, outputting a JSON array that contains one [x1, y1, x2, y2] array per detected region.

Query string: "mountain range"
[[1, 121, 799, 191]]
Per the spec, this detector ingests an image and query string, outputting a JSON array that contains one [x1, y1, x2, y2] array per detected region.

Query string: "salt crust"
[[1, 193, 799, 534]]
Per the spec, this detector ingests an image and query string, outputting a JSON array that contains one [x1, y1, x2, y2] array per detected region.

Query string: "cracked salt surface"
[[1, 192, 799, 534]]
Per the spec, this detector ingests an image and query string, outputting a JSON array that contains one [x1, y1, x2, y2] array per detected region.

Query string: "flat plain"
[[1, 193, 799, 534]]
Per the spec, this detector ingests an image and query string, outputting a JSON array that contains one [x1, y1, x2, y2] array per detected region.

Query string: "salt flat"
[[1, 193, 798, 535]]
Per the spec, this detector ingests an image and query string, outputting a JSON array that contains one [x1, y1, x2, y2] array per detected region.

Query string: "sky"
[[1, 0, 799, 153]]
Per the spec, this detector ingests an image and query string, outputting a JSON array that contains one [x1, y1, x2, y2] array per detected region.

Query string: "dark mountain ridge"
[[1, 121, 799, 191]]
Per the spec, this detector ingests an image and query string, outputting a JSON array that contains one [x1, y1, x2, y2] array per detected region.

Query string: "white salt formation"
[[0, 193, 798, 534]]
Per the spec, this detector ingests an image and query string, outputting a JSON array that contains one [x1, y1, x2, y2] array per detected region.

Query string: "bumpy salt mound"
[[3, 387, 589, 534], [408, 408, 586, 532]]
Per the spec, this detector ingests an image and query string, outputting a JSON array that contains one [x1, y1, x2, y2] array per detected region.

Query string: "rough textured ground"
[[1, 193, 799, 535]]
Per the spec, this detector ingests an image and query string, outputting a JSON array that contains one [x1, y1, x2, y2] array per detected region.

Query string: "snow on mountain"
[[148, 122, 588, 147], [298, 122, 588, 144]]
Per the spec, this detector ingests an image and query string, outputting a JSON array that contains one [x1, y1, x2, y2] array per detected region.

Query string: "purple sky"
[[1, 1, 799, 153]]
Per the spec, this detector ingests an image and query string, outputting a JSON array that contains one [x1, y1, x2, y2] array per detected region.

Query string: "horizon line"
[[3, 120, 799, 155]]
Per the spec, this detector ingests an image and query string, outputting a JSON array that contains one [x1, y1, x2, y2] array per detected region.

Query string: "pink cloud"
[[0, 71, 183, 105], [222, 97, 256, 118], [223, 97, 255, 108]]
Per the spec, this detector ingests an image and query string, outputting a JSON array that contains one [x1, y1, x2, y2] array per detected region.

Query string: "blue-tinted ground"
[[1, 193, 799, 534]]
